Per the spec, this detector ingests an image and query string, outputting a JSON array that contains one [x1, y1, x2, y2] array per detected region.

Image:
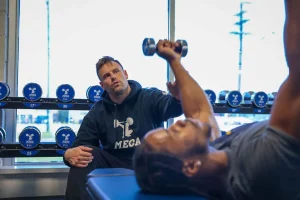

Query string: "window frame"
[[2, 0, 176, 168]]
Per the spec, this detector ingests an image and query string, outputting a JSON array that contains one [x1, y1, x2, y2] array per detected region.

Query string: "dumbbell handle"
[[155, 42, 184, 55], [142, 38, 188, 57]]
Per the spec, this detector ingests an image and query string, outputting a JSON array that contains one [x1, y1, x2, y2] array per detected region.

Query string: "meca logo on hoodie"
[[113, 117, 141, 149]]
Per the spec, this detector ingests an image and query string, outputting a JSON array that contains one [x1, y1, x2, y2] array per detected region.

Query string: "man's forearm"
[[169, 59, 213, 118]]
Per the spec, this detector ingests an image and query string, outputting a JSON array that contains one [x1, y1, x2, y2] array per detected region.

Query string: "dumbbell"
[[55, 126, 76, 149], [243, 91, 269, 108], [204, 89, 216, 105], [0, 82, 10, 101], [0, 126, 6, 144], [142, 38, 188, 57], [267, 92, 277, 105], [251, 91, 269, 108], [243, 91, 255, 104], [86, 85, 104, 103], [56, 84, 75, 103], [23, 83, 43, 102], [18, 126, 41, 149], [219, 90, 242, 107]]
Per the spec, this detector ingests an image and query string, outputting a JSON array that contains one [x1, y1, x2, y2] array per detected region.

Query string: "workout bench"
[[86, 168, 209, 200]]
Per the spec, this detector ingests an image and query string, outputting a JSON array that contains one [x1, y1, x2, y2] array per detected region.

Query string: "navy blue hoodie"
[[64, 80, 183, 165]]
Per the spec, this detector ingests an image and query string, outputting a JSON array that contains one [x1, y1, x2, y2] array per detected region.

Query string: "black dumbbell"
[[142, 38, 188, 57]]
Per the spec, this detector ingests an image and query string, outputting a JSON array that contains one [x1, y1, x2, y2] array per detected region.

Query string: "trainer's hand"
[[64, 146, 94, 168], [156, 39, 181, 63], [167, 81, 180, 100]]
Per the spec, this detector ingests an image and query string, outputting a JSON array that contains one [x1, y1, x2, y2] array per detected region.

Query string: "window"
[[17, 0, 168, 163], [174, 0, 288, 131]]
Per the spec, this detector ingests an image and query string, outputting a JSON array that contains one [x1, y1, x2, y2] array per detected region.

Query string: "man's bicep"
[[284, 0, 300, 77], [269, 79, 300, 139], [271, 0, 300, 139]]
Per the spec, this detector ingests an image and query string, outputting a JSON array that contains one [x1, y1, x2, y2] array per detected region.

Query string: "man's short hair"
[[133, 142, 190, 195], [95, 56, 123, 80]]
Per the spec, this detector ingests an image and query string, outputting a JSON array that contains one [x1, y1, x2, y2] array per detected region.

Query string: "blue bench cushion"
[[86, 173, 207, 200], [87, 168, 134, 178]]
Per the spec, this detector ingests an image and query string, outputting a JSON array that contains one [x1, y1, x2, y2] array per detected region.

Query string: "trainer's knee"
[[91, 146, 103, 157]]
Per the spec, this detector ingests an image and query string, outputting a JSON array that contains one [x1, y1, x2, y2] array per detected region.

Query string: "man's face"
[[144, 118, 211, 158], [98, 61, 129, 96]]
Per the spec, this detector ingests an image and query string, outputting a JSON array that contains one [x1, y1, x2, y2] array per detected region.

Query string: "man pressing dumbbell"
[[63, 56, 183, 200], [133, 1, 300, 199]]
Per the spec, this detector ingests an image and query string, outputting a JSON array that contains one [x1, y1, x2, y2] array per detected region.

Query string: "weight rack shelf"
[[0, 97, 93, 110], [212, 103, 272, 114], [0, 143, 67, 158], [0, 97, 272, 114]]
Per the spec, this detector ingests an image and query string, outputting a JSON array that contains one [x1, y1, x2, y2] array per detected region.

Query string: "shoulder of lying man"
[[222, 120, 269, 137], [212, 120, 269, 148]]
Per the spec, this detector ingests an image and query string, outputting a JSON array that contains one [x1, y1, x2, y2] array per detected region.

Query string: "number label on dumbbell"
[[56, 104, 74, 109], [0, 102, 7, 107], [19, 150, 39, 156], [23, 103, 41, 109], [228, 108, 240, 113], [253, 108, 264, 113]]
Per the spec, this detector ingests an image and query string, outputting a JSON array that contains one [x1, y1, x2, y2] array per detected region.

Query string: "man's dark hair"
[[133, 142, 191, 195], [95, 56, 124, 80]]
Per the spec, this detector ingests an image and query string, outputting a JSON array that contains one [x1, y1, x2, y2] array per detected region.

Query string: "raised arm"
[[269, 0, 300, 140], [156, 40, 221, 140]]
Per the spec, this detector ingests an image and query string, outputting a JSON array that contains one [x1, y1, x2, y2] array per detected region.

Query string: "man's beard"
[[114, 84, 128, 96]]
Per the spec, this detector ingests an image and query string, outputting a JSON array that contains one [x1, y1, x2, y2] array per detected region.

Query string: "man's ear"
[[182, 159, 201, 177], [124, 70, 128, 79], [99, 82, 103, 88]]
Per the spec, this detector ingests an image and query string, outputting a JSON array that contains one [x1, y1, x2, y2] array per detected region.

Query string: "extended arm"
[[269, 0, 300, 140], [168, 59, 221, 140]]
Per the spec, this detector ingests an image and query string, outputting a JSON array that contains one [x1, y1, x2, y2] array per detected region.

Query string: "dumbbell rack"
[[0, 143, 66, 158], [0, 97, 95, 158], [0, 96, 273, 158]]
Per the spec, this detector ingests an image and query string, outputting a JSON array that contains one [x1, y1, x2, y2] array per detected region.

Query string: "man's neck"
[[208, 150, 228, 171], [109, 85, 131, 104], [190, 151, 228, 194]]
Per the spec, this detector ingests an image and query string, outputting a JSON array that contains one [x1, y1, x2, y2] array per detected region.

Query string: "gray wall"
[[0, 0, 69, 198]]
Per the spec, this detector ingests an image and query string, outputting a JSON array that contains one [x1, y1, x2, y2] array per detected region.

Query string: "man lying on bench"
[[133, 1, 300, 199]]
